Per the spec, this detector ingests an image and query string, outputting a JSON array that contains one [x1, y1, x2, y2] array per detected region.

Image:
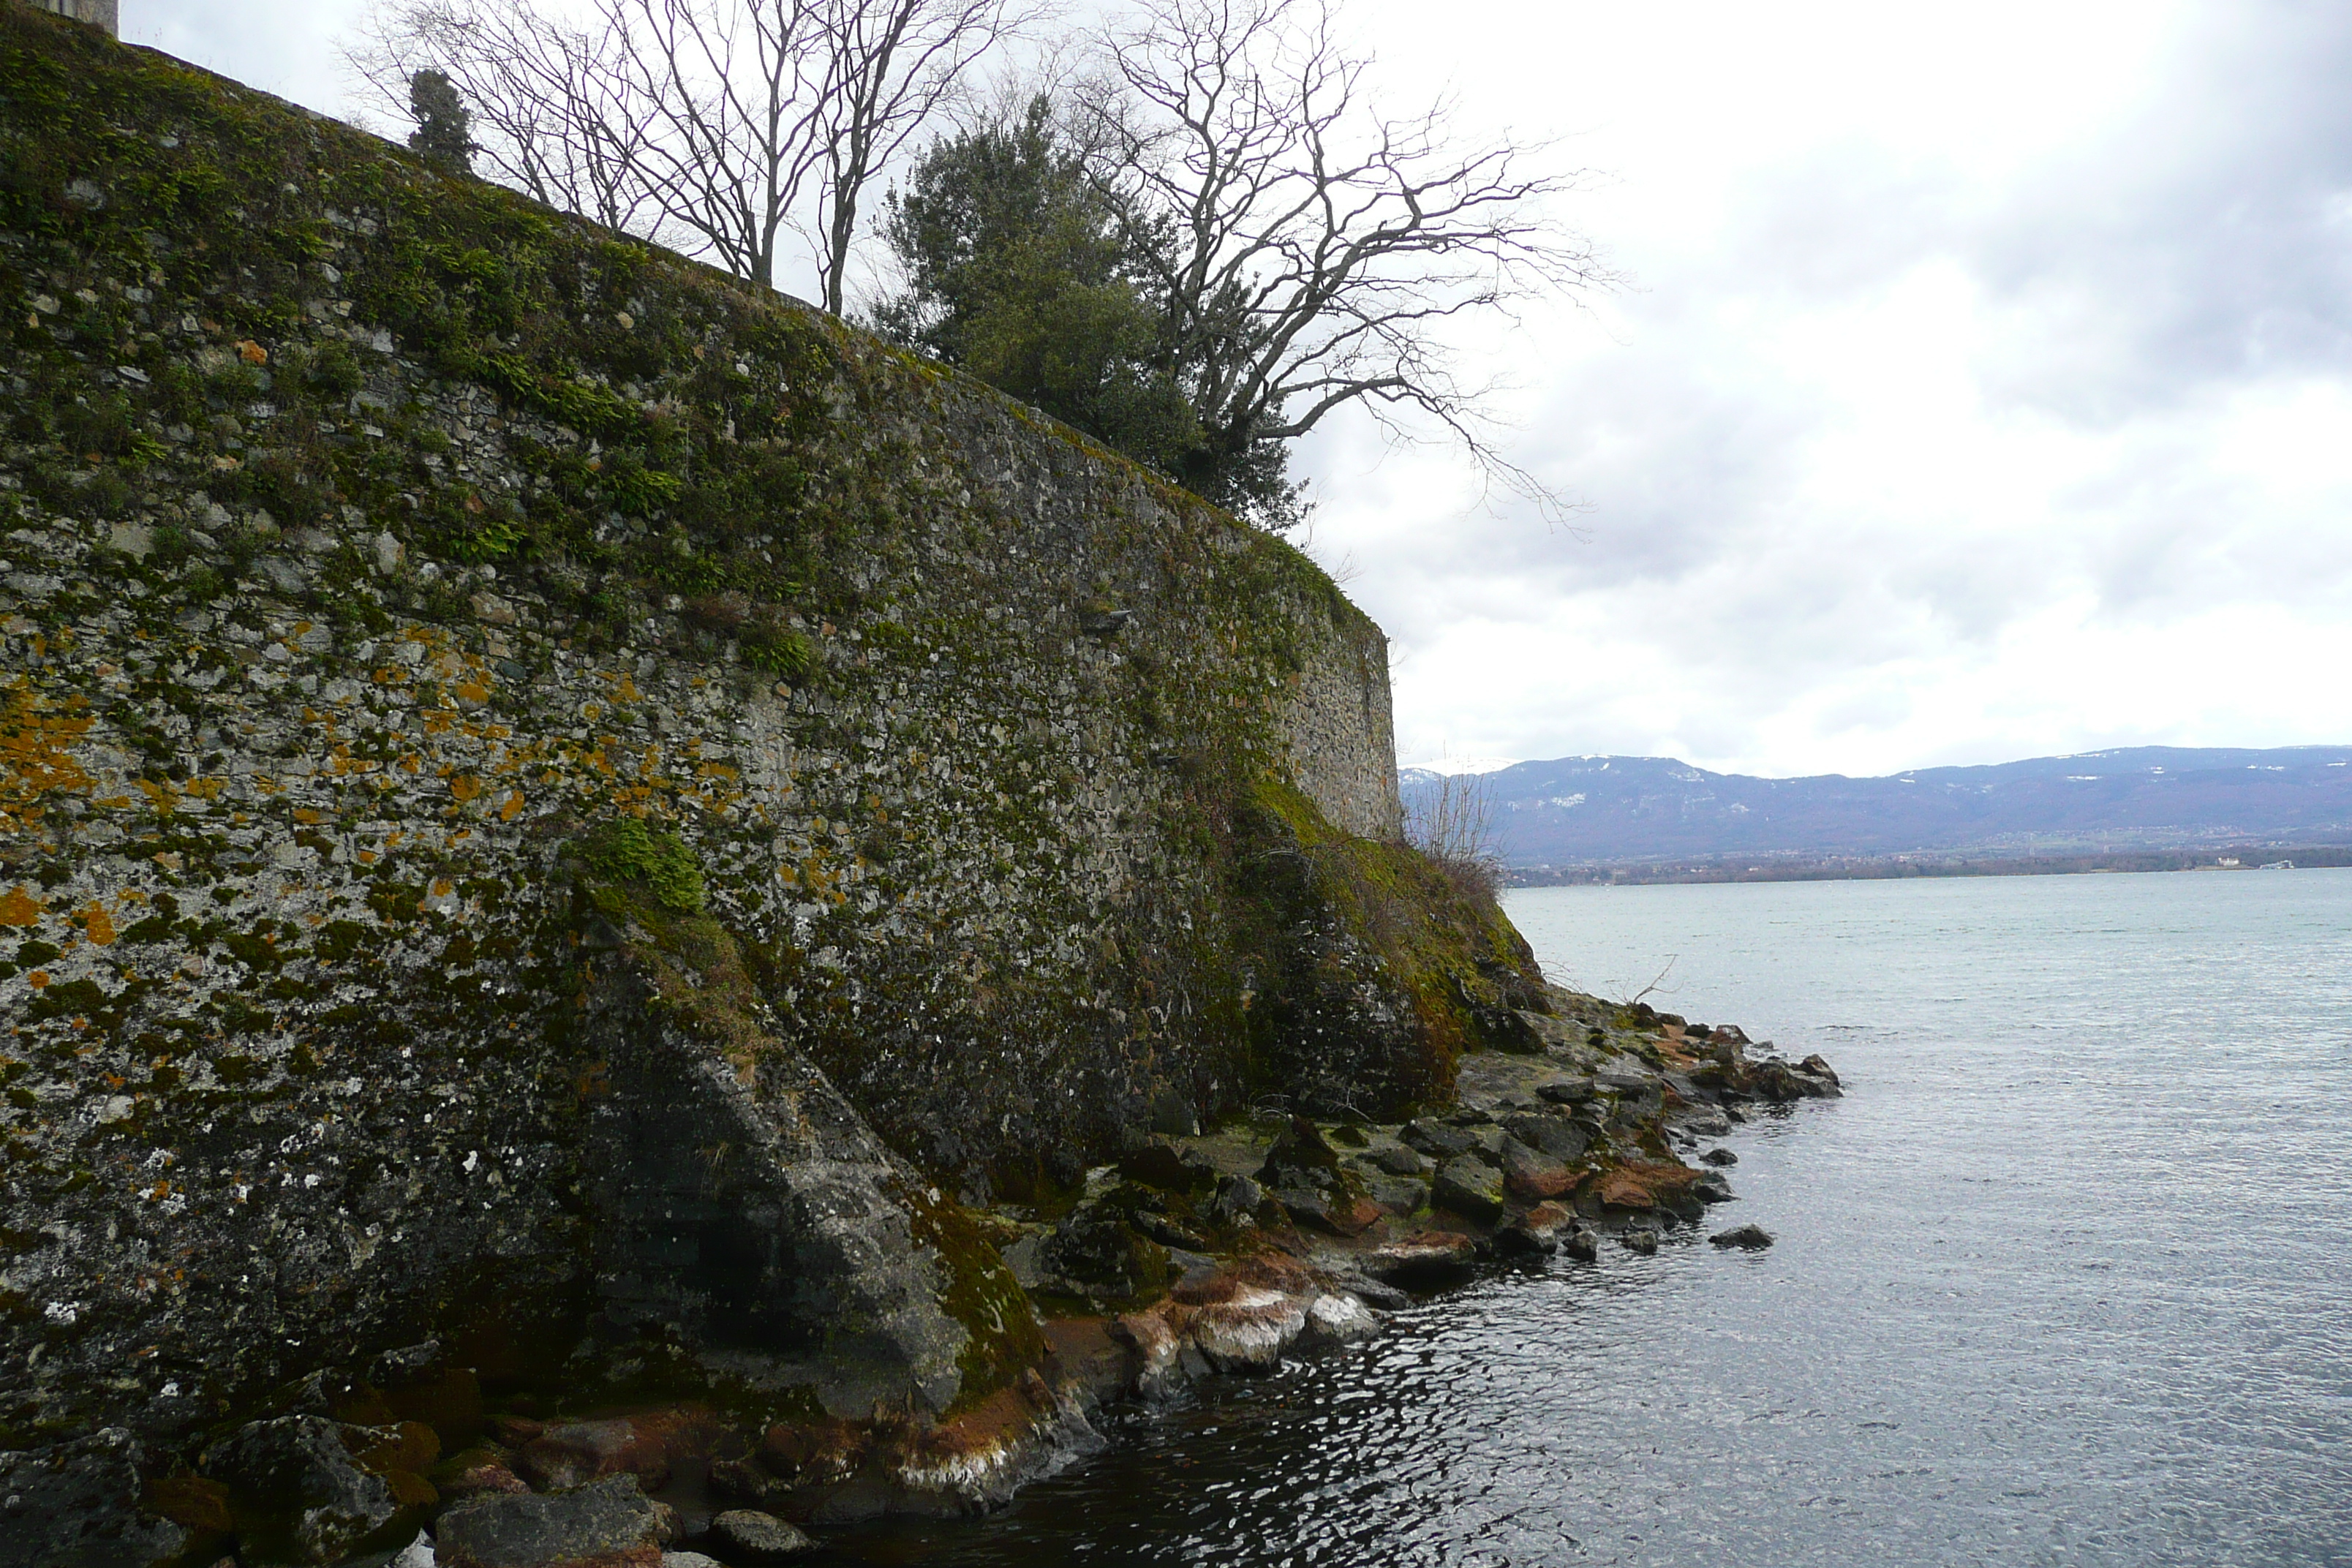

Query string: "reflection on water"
[[822, 871, 2352, 1566]]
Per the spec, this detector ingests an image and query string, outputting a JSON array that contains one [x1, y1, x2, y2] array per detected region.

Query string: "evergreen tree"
[[407, 69, 474, 175], [873, 100, 1207, 503]]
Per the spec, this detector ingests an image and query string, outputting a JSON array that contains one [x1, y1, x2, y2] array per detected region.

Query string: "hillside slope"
[[1406, 746, 2352, 867]]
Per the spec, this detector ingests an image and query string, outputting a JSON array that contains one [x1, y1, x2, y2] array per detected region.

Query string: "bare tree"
[[1079, 0, 1621, 521], [353, 0, 1031, 309], [1406, 768, 1501, 900]]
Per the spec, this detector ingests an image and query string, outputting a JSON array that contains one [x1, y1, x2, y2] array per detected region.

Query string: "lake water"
[[826, 870, 2352, 1566]]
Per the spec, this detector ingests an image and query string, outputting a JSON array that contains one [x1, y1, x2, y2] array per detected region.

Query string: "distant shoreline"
[[1502, 845, 2352, 888]]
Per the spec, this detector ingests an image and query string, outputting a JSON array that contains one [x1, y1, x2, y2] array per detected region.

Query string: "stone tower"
[[26, 0, 116, 37]]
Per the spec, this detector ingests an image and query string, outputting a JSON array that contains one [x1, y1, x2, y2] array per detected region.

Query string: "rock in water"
[[1562, 1226, 1601, 1262], [434, 1476, 665, 1568], [0, 1428, 190, 1568], [712, 1508, 815, 1563], [1710, 1224, 1776, 1250], [1618, 1228, 1661, 1256], [1702, 1147, 1738, 1166]]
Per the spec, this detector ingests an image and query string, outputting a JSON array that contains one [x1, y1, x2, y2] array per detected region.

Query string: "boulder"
[[1498, 1137, 1574, 1202], [434, 1476, 665, 1568], [1798, 1054, 1841, 1087], [1299, 1292, 1382, 1346], [1683, 1112, 1733, 1137], [200, 1415, 401, 1567], [1398, 1118, 1481, 1160], [1365, 1174, 1431, 1215], [1431, 1156, 1506, 1224], [1360, 1232, 1479, 1286], [1205, 1172, 1265, 1226], [388, 1531, 436, 1568], [1256, 1115, 1347, 1193], [0, 1428, 191, 1568], [1365, 1145, 1434, 1177], [1618, 1228, 1660, 1256], [1500, 1111, 1591, 1163], [1692, 1171, 1735, 1204], [1701, 1147, 1738, 1166], [1710, 1224, 1776, 1250], [710, 1509, 813, 1564], [1534, 1077, 1595, 1105], [1561, 1226, 1600, 1262], [1186, 1286, 1310, 1373]]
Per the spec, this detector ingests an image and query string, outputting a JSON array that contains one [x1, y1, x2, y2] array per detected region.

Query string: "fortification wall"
[[0, 10, 1537, 1463]]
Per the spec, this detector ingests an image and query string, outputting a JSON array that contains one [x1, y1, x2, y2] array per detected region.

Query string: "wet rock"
[[1799, 1054, 1841, 1087], [513, 1419, 672, 1493], [711, 1509, 813, 1563], [1618, 1227, 1660, 1256], [1692, 1171, 1735, 1204], [1299, 1292, 1382, 1346], [1187, 1286, 1310, 1372], [1111, 1309, 1186, 1400], [1561, 1225, 1600, 1262], [1711, 1224, 1776, 1250], [1702, 1147, 1738, 1166], [1399, 1118, 1481, 1160], [1498, 1137, 1574, 1202], [1497, 1200, 1572, 1255], [435, 1475, 664, 1568], [1361, 1232, 1479, 1286], [0, 1427, 190, 1568], [1684, 1112, 1733, 1137], [201, 1415, 400, 1567], [1431, 1156, 1506, 1224]]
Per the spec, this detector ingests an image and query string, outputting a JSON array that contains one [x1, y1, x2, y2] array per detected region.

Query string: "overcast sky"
[[127, 0, 2352, 779]]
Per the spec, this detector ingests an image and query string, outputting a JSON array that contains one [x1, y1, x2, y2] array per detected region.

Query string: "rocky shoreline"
[[14, 985, 1837, 1568]]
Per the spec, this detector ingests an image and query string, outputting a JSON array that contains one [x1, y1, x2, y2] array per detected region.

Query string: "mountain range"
[[1400, 746, 2352, 869]]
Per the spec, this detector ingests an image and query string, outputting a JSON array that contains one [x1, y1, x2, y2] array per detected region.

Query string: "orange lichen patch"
[[0, 885, 42, 927], [0, 682, 94, 832], [454, 681, 490, 705], [80, 902, 116, 946], [293, 807, 323, 825], [498, 791, 524, 822], [448, 774, 482, 802], [235, 339, 268, 363], [28, 971, 49, 988]]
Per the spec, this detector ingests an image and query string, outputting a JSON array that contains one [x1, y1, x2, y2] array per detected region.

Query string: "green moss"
[[578, 817, 706, 913], [899, 1183, 1044, 1417]]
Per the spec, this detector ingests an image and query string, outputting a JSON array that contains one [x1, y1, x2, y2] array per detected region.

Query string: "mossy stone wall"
[[0, 9, 1537, 1452]]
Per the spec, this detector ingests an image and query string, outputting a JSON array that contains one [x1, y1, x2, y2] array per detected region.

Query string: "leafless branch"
[[1079, 0, 1622, 521]]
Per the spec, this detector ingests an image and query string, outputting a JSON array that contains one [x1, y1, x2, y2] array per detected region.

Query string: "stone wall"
[[19, 0, 114, 38], [0, 9, 1539, 1466]]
